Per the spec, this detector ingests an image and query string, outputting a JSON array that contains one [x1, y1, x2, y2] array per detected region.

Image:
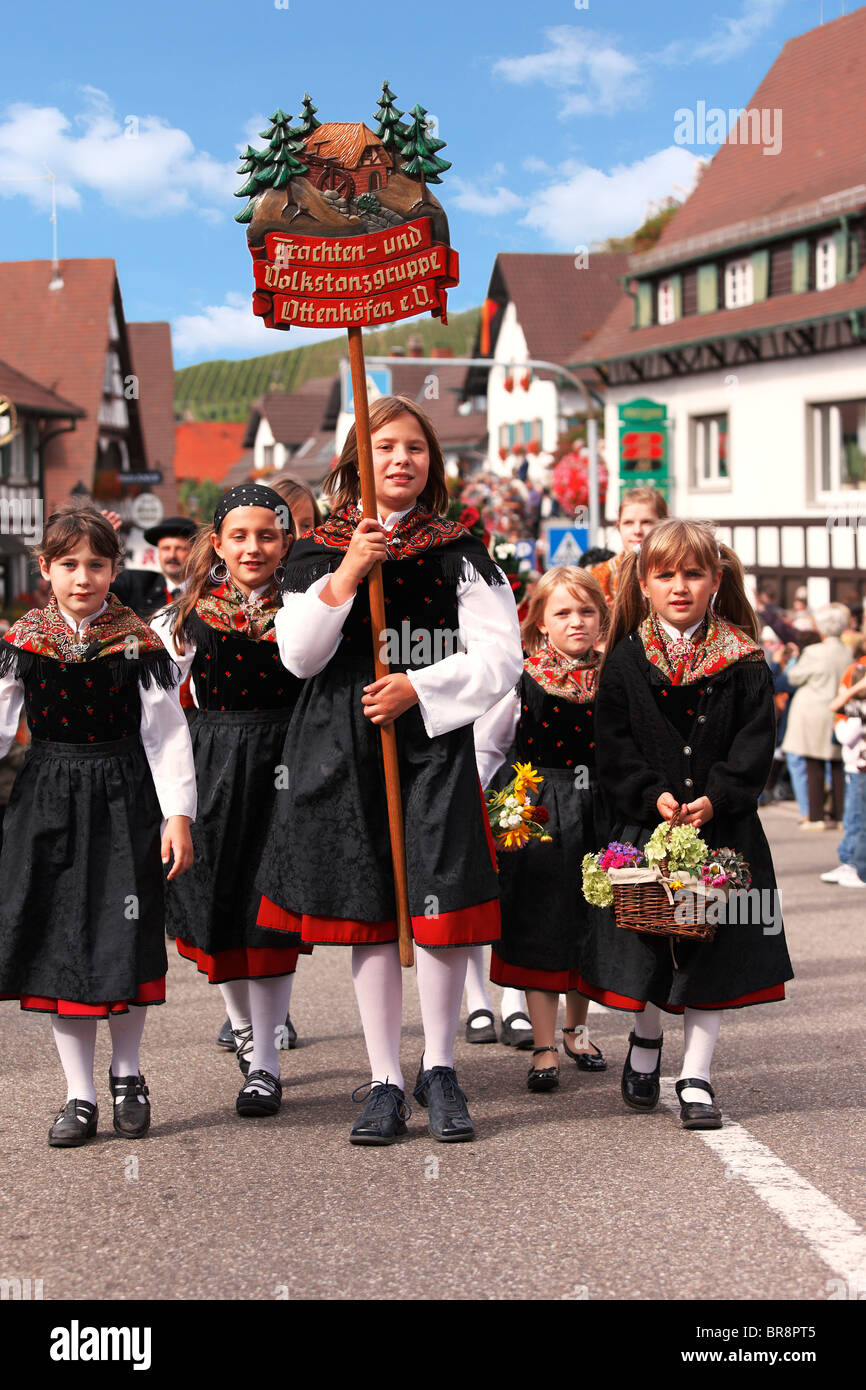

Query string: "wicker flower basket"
[[607, 868, 720, 943]]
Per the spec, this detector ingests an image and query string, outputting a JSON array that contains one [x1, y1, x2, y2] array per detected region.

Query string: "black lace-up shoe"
[[349, 1082, 410, 1146], [48, 1099, 98, 1148], [413, 1062, 475, 1142]]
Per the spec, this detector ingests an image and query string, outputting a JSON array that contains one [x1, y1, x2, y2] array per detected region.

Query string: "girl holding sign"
[[258, 396, 523, 1145]]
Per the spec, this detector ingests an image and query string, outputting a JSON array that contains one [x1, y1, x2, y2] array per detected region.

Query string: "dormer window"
[[815, 235, 837, 291], [724, 259, 753, 309]]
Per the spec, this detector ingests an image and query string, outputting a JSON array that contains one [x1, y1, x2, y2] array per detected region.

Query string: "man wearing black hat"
[[111, 516, 198, 619]]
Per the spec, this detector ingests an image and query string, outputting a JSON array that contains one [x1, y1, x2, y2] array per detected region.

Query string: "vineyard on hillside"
[[174, 306, 481, 421]]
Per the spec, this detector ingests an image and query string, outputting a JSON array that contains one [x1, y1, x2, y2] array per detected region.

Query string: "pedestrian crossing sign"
[[547, 527, 588, 566]]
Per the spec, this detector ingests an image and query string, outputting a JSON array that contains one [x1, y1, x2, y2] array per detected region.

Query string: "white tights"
[[464, 945, 528, 1027], [51, 1008, 148, 1105], [351, 942, 472, 1090], [630, 1003, 723, 1102], [219, 974, 295, 1084]]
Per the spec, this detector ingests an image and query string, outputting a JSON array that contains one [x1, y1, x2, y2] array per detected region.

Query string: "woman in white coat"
[[781, 604, 853, 828]]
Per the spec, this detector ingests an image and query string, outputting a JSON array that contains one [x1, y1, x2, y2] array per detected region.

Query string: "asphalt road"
[[1, 803, 864, 1303]]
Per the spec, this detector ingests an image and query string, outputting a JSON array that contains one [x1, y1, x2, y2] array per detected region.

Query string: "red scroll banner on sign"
[[249, 217, 459, 331]]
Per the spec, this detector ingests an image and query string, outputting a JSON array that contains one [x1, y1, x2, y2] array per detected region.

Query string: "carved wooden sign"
[[236, 85, 458, 332]]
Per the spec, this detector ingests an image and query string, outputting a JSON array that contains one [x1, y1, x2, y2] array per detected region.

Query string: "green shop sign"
[[618, 398, 669, 497]]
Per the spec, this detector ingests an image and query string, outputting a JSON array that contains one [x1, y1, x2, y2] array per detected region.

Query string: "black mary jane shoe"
[[280, 1014, 298, 1050], [621, 1029, 663, 1112], [413, 1061, 475, 1142], [109, 1070, 151, 1138], [527, 1045, 560, 1093], [675, 1077, 723, 1130], [216, 1017, 235, 1051], [236, 1069, 282, 1118], [500, 1011, 535, 1050], [562, 1027, 607, 1072], [232, 1024, 254, 1077], [48, 1099, 98, 1148], [349, 1081, 411, 1146], [465, 1008, 497, 1044]]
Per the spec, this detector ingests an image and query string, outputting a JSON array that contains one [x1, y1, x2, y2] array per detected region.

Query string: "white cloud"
[[522, 146, 702, 249], [450, 175, 524, 217], [656, 0, 787, 66], [0, 92, 237, 218], [172, 291, 344, 362], [494, 26, 647, 117]]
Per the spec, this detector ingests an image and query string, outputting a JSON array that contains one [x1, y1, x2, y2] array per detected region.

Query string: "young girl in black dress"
[[0, 506, 196, 1146], [475, 566, 609, 1092], [257, 395, 523, 1145], [152, 484, 303, 1118], [580, 519, 794, 1129]]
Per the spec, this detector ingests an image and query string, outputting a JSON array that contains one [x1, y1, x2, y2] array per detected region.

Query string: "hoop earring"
[[209, 560, 228, 584], [274, 563, 286, 585]]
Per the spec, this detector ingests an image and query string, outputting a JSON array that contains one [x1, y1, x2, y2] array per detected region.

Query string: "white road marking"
[[659, 1077, 866, 1292]]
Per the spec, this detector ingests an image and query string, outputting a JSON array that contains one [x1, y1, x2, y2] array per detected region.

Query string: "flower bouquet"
[[486, 762, 552, 853], [581, 814, 750, 943]]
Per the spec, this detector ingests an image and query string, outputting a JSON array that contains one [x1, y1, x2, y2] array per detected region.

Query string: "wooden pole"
[[346, 325, 414, 968]]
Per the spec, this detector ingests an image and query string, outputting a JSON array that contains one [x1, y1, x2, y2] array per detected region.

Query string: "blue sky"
[[0, 0, 840, 363]]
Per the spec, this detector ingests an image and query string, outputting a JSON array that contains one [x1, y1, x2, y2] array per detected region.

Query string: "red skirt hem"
[[257, 894, 501, 947], [175, 938, 300, 984], [490, 955, 586, 994], [575, 977, 787, 1014], [0, 976, 166, 1017]]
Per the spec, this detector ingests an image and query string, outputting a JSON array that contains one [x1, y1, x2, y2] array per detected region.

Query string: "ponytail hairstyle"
[[605, 519, 759, 658], [169, 508, 292, 653], [323, 394, 449, 515], [521, 565, 609, 654]]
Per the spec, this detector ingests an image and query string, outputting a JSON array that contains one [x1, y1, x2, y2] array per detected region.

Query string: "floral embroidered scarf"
[[193, 579, 280, 643], [312, 503, 467, 559], [4, 594, 169, 664], [525, 642, 600, 702], [640, 608, 765, 685]]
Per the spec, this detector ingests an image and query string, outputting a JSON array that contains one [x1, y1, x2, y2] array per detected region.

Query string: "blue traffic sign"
[[547, 526, 589, 566]]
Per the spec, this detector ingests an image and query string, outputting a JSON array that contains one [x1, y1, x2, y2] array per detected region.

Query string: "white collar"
[[165, 576, 188, 594], [658, 615, 703, 642], [378, 505, 414, 531], [57, 598, 108, 634]]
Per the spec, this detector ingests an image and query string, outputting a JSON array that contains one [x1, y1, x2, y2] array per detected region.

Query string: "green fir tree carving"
[[399, 105, 451, 188], [296, 93, 322, 137], [373, 80, 410, 153], [234, 144, 265, 224], [255, 110, 309, 191]]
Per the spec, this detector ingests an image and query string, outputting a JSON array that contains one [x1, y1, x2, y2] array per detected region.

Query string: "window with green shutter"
[[834, 227, 849, 281], [637, 282, 653, 327], [751, 248, 769, 302], [697, 263, 718, 314], [792, 239, 810, 293]]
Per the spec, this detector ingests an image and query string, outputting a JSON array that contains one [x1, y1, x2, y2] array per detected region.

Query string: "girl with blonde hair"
[[475, 566, 611, 1092], [581, 519, 793, 1129]]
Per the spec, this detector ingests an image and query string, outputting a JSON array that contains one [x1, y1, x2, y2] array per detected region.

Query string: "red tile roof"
[[303, 123, 388, 170], [243, 375, 339, 448], [0, 358, 83, 417], [650, 10, 866, 258], [175, 422, 247, 482], [128, 322, 178, 512], [0, 259, 118, 507], [386, 360, 486, 448]]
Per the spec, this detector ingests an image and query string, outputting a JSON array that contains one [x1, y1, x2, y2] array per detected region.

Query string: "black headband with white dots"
[[213, 484, 291, 532]]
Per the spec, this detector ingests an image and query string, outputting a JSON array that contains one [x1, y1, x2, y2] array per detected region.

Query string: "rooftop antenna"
[[45, 166, 63, 290], [0, 165, 62, 286]]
